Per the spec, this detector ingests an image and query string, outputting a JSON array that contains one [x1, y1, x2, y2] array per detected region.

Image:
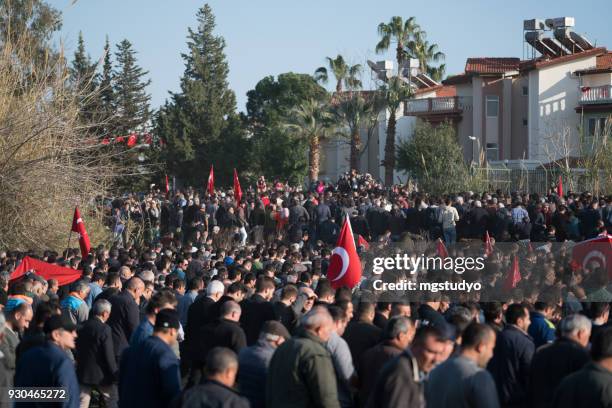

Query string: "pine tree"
[[70, 32, 99, 127], [99, 36, 115, 135], [158, 3, 243, 185], [113, 39, 151, 135]]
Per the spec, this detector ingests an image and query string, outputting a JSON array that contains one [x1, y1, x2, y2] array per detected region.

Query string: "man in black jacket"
[[76, 299, 118, 408], [342, 302, 382, 370], [177, 347, 249, 408], [553, 325, 612, 408], [202, 301, 247, 356], [107, 277, 144, 363], [487, 303, 535, 408], [528, 314, 591, 408], [240, 276, 277, 345]]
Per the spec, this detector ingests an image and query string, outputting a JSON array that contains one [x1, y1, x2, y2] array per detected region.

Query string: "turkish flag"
[[101, 137, 110, 145], [165, 175, 170, 194], [10, 256, 82, 287], [437, 238, 449, 259], [357, 234, 370, 250], [71, 207, 91, 260], [504, 255, 521, 291], [328, 217, 362, 289], [557, 175, 563, 198], [484, 230, 493, 257], [207, 165, 215, 195], [116, 135, 125, 143], [571, 234, 612, 277], [233, 168, 242, 204], [127, 133, 138, 147]]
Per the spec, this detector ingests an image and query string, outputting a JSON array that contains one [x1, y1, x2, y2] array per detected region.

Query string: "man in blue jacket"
[[14, 315, 80, 408], [528, 300, 556, 349], [118, 308, 181, 408]]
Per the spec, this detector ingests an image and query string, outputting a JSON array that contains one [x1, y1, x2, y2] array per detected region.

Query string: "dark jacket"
[[107, 290, 140, 362], [527, 311, 556, 349], [373, 312, 388, 330], [240, 294, 277, 345], [266, 329, 340, 408], [367, 349, 423, 408], [273, 301, 297, 333], [487, 325, 535, 407], [75, 317, 118, 386], [119, 336, 181, 408], [342, 320, 382, 371], [14, 341, 80, 408], [200, 319, 247, 361], [238, 339, 276, 408], [358, 342, 403, 405], [552, 362, 612, 408], [178, 380, 250, 408], [528, 337, 590, 408], [185, 295, 216, 360]]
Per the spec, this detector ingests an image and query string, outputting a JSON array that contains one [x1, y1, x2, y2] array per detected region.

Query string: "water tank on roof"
[[545, 17, 575, 29], [523, 19, 545, 31]]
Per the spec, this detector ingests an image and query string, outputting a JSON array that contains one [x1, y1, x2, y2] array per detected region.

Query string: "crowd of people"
[[0, 170, 610, 407]]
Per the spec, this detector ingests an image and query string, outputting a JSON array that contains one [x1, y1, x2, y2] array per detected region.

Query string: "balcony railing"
[[405, 96, 472, 115], [580, 85, 612, 104]]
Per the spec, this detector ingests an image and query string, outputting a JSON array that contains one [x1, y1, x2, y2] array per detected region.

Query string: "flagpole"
[[65, 227, 73, 260]]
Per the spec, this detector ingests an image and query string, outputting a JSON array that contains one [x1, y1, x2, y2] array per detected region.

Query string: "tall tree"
[[314, 55, 362, 92], [285, 98, 333, 181], [375, 16, 421, 75], [408, 37, 446, 82], [157, 3, 242, 185], [246, 72, 326, 182], [99, 36, 115, 135], [332, 92, 383, 171], [113, 39, 151, 134], [382, 77, 412, 185], [70, 32, 99, 126]]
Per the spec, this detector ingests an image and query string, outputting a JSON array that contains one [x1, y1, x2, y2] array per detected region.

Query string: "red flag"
[[357, 234, 370, 250], [207, 165, 215, 195], [127, 133, 137, 147], [10, 257, 82, 287], [437, 238, 449, 259], [505, 255, 521, 291], [557, 175, 563, 197], [165, 175, 170, 194], [233, 168, 242, 204], [101, 137, 110, 145], [571, 234, 612, 277], [328, 217, 362, 289], [71, 207, 91, 260], [484, 231, 493, 257], [116, 135, 125, 143], [143, 133, 153, 145]]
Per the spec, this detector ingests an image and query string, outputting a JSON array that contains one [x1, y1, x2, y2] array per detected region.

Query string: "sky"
[[48, 0, 612, 113]]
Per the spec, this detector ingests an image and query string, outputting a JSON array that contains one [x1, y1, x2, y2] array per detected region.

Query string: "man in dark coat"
[[358, 316, 415, 405], [76, 299, 118, 407], [119, 309, 181, 408], [487, 303, 535, 408], [177, 347, 249, 408], [529, 314, 591, 408], [266, 307, 340, 408], [552, 325, 612, 408], [107, 277, 144, 362], [202, 301, 247, 357], [14, 315, 80, 408], [367, 325, 447, 408], [342, 302, 382, 370], [240, 276, 277, 345]]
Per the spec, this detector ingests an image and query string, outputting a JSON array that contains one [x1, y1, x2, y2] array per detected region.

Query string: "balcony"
[[580, 85, 612, 104], [404, 96, 471, 122]]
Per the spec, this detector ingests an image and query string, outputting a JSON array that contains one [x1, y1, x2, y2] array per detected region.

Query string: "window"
[[486, 96, 499, 117], [588, 117, 607, 136], [523, 118, 528, 127], [486, 143, 499, 161], [522, 86, 529, 96]]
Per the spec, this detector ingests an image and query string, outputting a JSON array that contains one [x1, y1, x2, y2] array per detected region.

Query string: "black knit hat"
[[154, 308, 180, 330]]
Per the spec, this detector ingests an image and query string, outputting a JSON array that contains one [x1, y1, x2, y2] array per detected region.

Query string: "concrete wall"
[[582, 72, 612, 87], [534, 55, 598, 162]]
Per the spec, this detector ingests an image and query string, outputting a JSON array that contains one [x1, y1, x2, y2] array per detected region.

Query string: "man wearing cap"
[[119, 308, 181, 408], [238, 321, 290, 408], [14, 315, 80, 408]]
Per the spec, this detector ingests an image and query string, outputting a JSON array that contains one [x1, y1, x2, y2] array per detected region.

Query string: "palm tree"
[[375, 16, 421, 75], [332, 92, 384, 171], [409, 37, 446, 82], [314, 55, 362, 92], [285, 98, 333, 182], [382, 77, 412, 185]]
